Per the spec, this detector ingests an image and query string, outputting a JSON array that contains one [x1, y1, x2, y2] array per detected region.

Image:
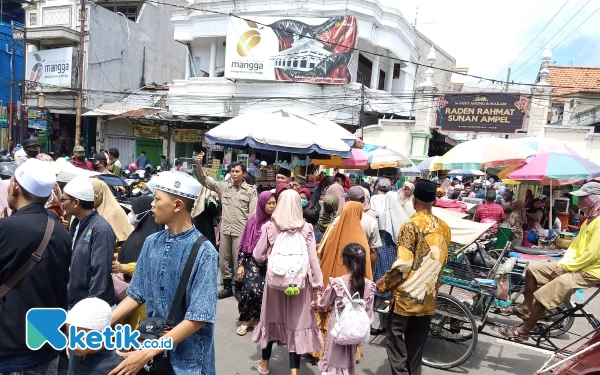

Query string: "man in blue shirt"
[[110, 171, 218, 375], [136, 151, 149, 169]]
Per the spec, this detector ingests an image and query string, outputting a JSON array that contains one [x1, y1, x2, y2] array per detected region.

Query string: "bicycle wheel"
[[541, 302, 575, 338], [422, 293, 479, 369]]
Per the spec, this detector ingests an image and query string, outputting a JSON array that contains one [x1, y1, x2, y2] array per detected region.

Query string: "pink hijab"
[[272, 189, 305, 231], [324, 183, 345, 216]]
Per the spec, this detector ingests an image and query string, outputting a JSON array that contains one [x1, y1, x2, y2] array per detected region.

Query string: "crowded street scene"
[[1, 0, 600, 374]]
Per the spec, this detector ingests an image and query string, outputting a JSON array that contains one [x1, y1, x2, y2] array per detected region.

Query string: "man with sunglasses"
[[62, 176, 116, 309]]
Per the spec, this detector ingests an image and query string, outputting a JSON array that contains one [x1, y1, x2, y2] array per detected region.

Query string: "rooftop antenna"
[[569, 59, 575, 66]]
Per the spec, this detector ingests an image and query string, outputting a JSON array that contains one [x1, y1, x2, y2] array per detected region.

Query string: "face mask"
[[301, 199, 308, 207], [91, 163, 100, 171], [26, 150, 39, 158], [127, 212, 138, 226], [76, 155, 85, 162]]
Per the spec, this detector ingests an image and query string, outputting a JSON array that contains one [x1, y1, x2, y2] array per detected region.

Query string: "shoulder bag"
[[0, 217, 54, 299]]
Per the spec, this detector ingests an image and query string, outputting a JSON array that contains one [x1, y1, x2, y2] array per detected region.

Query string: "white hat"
[[64, 176, 95, 202], [14, 158, 56, 198], [66, 297, 112, 331], [260, 161, 267, 167], [150, 171, 201, 200]]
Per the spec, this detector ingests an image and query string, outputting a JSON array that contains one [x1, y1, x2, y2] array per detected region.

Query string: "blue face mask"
[[301, 199, 309, 207]]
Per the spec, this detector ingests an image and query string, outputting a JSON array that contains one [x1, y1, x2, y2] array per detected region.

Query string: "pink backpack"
[[266, 231, 309, 296]]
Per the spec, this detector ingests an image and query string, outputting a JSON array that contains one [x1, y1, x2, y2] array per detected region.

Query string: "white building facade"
[[167, 0, 424, 127]]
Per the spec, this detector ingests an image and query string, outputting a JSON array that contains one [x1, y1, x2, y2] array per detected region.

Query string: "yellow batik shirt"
[[378, 210, 451, 316]]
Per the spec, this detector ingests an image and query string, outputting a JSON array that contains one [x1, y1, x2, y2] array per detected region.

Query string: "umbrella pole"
[[550, 180, 553, 233]]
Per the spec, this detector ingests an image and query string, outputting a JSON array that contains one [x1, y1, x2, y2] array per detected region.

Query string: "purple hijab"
[[238, 191, 274, 253]]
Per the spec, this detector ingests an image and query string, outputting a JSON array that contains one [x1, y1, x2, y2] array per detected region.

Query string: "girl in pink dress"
[[315, 243, 376, 375]]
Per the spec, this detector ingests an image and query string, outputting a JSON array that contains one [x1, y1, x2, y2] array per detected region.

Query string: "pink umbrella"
[[315, 148, 370, 169]]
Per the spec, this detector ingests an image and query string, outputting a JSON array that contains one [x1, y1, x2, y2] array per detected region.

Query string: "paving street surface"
[[215, 289, 600, 375]]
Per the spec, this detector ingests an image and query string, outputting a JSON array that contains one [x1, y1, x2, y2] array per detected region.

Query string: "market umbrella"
[[205, 110, 352, 157], [365, 145, 411, 169], [312, 148, 370, 169], [448, 169, 485, 176], [398, 164, 423, 177], [438, 137, 537, 170], [510, 137, 580, 156], [507, 153, 600, 227], [418, 156, 444, 172]]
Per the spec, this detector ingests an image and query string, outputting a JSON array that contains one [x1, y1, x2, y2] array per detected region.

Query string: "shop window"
[[101, 4, 140, 21], [300, 60, 307, 68]]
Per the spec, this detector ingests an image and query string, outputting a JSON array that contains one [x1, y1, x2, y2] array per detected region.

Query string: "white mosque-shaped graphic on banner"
[[268, 36, 332, 72]]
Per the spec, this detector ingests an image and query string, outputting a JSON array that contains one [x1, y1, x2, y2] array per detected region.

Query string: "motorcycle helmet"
[[0, 162, 17, 180], [0, 155, 12, 162], [128, 162, 138, 171]]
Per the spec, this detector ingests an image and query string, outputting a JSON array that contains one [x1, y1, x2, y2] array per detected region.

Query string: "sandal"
[[237, 323, 250, 336], [498, 326, 529, 341], [254, 360, 270, 375], [499, 306, 530, 320]]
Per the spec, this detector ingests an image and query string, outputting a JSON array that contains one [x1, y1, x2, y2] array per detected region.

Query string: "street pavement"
[[215, 289, 600, 375]]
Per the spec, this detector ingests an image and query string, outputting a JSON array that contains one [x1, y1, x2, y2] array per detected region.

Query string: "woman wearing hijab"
[[252, 190, 323, 375], [525, 188, 534, 209], [310, 176, 333, 208], [312, 201, 371, 360], [399, 181, 416, 217], [236, 191, 277, 336], [314, 195, 339, 244], [275, 183, 292, 200], [89, 178, 133, 244], [323, 183, 345, 216], [111, 195, 163, 328], [192, 185, 220, 248], [370, 179, 409, 333], [508, 201, 527, 247], [299, 187, 312, 208]]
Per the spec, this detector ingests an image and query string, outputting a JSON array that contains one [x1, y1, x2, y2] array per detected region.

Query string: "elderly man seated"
[[499, 181, 600, 340]]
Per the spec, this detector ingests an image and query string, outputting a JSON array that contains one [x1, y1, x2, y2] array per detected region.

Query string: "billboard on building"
[[225, 15, 358, 84], [26, 47, 74, 88], [435, 93, 530, 134]]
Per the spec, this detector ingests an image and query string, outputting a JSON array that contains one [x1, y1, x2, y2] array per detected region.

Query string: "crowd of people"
[[1, 142, 600, 375]]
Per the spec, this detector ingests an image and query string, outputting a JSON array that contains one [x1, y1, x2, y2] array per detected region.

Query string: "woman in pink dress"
[[252, 189, 324, 375], [316, 243, 376, 375]]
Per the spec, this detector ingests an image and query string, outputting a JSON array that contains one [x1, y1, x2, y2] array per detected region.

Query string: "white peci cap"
[[66, 297, 112, 331], [149, 171, 201, 200], [64, 176, 95, 202], [14, 158, 56, 198]]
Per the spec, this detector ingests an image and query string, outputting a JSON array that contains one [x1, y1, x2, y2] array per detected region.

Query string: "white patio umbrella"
[[205, 110, 353, 157]]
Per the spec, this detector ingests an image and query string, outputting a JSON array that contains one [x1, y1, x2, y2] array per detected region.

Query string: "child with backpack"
[[313, 243, 376, 375]]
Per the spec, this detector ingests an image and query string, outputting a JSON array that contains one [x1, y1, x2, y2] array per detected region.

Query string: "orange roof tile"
[[547, 65, 600, 102]]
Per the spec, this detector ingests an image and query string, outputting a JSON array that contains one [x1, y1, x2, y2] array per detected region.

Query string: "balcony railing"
[[569, 105, 600, 127]]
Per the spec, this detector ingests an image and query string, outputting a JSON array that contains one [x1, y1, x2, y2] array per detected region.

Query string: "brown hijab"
[[318, 201, 372, 288]]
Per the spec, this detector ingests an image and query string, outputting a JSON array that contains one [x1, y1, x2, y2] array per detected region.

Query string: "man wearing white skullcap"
[[111, 171, 218, 375], [0, 158, 72, 374], [62, 176, 116, 310], [66, 298, 123, 374]]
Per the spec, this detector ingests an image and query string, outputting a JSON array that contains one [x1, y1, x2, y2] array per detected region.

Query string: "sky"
[[382, 0, 600, 85]]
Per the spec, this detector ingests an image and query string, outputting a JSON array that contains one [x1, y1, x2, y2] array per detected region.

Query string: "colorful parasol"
[[510, 137, 579, 156], [418, 156, 445, 172], [448, 169, 485, 176], [438, 137, 537, 170], [507, 153, 600, 182]]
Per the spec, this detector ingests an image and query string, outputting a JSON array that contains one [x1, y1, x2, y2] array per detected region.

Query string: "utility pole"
[[504, 67, 511, 92], [7, 42, 14, 149], [359, 82, 365, 140], [75, 0, 86, 146]]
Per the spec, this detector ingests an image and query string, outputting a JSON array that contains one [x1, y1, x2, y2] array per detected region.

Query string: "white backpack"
[[330, 278, 371, 346], [266, 231, 309, 295]]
